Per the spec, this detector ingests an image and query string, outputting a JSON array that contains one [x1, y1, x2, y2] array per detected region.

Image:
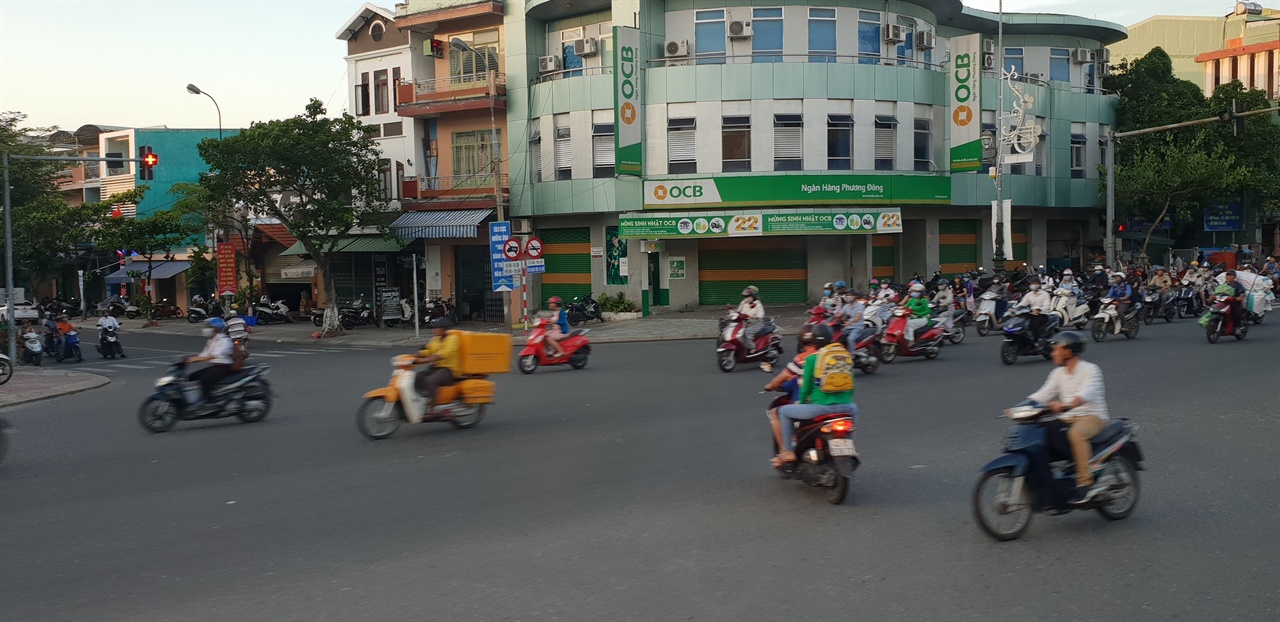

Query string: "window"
[[913, 118, 931, 172], [531, 130, 543, 183], [874, 115, 897, 171], [896, 18, 916, 66], [374, 70, 389, 114], [1070, 134, 1086, 179], [555, 127, 572, 180], [1085, 63, 1096, 93], [668, 118, 697, 174], [593, 123, 615, 178], [356, 72, 370, 116], [857, 11, 880, 64], [695, 10, 727, 65], [600, 35, 614, 73], [774, 114, 803, 171], [1099, 125, 1110, 174], [827, 114, 854, 170], [808, 8, 837, 63], [1033, 132, 1046, 176], [722, 116, 752, 172], [1010, 160, 1024, 175], [752, 8, 783, 63], [562, 39, 584, 78], [450, 35, 499, 82], [391, 67, 401, 106], [453, 130, 501, 187], [1003, 48, 1024, 76], [370, 21, 385, 43], [378, 159, 394, 200], [1050, 49, 1070, 82], [382, 121, 403, 137]]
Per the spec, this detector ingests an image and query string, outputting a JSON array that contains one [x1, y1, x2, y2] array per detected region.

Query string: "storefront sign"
[[669, 256, 686, 280], [216, 241, 237, 294], [1204, 202, 1242, 232], [949, 34, 983, 172], [613, 26, 643, 176], [489, 222, 515, 292], [642, 175, 948, 209], [378, 287, 402, 320], [591, 246, 604, 258], [606, 226, 628, 285], [618, 208, 903, 239]]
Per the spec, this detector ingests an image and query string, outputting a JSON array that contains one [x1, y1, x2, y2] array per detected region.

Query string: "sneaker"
[[1068, 484, 1104, 505]]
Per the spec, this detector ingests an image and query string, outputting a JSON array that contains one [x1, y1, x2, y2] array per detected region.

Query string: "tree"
[[9, 190, 125, 290], [172, 181, 259, 300], [1, 112, 65, 288], [196, 99, 388, 336], [95, 201, 201, 302], [1207, 82, 1280, 224]]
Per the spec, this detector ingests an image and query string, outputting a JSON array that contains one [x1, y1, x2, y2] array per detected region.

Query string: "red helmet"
[[548, 296, 563, 305]]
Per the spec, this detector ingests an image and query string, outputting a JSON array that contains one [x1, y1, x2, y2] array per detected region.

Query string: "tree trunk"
[[1140, 197, 1172, 265], [316, 254, 343, 338]]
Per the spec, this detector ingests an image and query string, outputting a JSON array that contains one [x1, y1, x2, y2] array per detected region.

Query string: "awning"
[[280, 260, 317, 279], [104, 261, 191, 284], [391, 208, 493, 239], [257, 223, 297, 247], [279, 237, 406, 256]]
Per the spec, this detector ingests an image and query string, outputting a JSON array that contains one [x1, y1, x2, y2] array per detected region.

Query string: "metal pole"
[[488, 68, 513, 326], [1105, 132, 1116, 268], [993, 0, 1007, 268], [3, 153, 15, 362], [78, 269, 86, 318], [412, 253, 420, 340], [203, 92, 223, 141]]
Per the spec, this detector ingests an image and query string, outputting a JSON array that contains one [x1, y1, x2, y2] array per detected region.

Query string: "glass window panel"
[[752, 14, 784, 63], [857, 21, 880, 64], [809, 18, 836, 63], [695, 20, 726, 64]]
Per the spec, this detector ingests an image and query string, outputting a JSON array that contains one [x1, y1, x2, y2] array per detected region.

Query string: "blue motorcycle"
[[138, 361, 273, 433], [51, 330, 83, 363], [973, 402, 1144, 541]]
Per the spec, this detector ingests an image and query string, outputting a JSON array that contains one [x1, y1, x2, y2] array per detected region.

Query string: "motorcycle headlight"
[[155, 375, 176, 387]]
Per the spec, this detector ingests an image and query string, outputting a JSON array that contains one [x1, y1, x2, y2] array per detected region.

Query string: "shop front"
[[390, 208, 506, 323]]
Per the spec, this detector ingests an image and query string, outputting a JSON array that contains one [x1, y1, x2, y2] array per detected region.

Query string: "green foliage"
[[96, 204, 201, 299], [187, 243, 216, 287], [598, 292, 640, 313], [0, 112, 62, 208], [172, 181, 258, 294]]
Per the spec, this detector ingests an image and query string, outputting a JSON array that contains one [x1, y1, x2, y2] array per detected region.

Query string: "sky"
[[0, 0, 1245, 132]]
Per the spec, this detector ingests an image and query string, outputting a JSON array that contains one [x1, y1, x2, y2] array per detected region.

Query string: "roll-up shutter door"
[[555, 129, 573, 171], [938, 219, 979, 276], [871, 235, 897, 283], [668, 130, 696, 162], [593, 135, 614, 166], [698, 237, 807, 304], [774, 127, 802, 160], [540, 227, 592, 307], [265, 246, 312, 284]]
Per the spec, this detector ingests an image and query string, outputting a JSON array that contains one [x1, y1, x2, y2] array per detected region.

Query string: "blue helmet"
[[834, 280, 847, 289], [207, 317, 227, 331]]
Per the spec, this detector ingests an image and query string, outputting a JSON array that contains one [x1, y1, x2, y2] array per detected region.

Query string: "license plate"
[[828, 438, 856, 456]]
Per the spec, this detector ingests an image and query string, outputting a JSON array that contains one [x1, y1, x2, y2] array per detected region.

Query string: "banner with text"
[[949, 34, 983, 173], [613, 26, 643, 176], [618, 208, 903, 239], [216, 240, 238, 295], [643, 175, 949, 209]]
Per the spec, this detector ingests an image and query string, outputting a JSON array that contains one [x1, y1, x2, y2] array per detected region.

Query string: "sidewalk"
[[104, 304, 815, 347], [0, 367, 111, 409]]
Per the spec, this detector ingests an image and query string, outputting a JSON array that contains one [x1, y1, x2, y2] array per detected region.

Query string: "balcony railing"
[[404, 174, 509, 200], [395, 0, 502, 15], [644, 52, 943, 71], [396, 72, 506, 114]]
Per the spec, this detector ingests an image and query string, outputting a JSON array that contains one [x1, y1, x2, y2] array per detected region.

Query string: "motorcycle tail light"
[[820, 419, 854, 434]]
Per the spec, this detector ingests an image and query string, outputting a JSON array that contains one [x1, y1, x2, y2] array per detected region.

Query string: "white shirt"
[[736, 298, 765, 319], [1028, 360, 1109, 421], [96, 316, 120, 330], [198, 334, 234, 365], [1017, 289, 1052, 313]]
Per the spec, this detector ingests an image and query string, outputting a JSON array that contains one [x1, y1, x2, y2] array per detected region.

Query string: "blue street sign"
[[489, 221, 515, 292], [1204, 202, 1242, 232]]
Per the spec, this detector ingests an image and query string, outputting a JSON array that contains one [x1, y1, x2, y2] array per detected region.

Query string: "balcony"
[[396, 72, 506, 117], [395, 0, 502, 30], [402, 174, 509, 207]]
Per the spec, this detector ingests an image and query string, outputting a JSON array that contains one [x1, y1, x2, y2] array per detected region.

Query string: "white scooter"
[[1090, 297, 1141, 342], [1049, 288, 1090, 330], [21, 329, 43, 366], [974, 291, 1002, 336]]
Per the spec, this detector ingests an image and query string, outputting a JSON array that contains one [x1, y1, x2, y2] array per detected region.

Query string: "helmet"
[[810, 323, 834, 345], [1028, 276, 1041, 284], [909, 283, 925, 292], [1191, 260, 1200, 266], [798, 322, 818, 345], [207, 317, 227, 331], [834, 280, 846, 289], [547, 296, 563, 305], [1049, 331, 1086, 355], [742, 286, 759, 297], [1062, 268, 1073, 276], [1225, 269, 1237, 276], [1156, 266, 1166, 272], [823, 282, 833, 290], [428, 316, 455, 329], [1112, 273, 1124, 281]]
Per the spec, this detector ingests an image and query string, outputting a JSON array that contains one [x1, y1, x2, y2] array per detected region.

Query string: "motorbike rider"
[[931, 280, 955, 332], [952, 274, 975, 312], [1089, 264, 1109, 289], [1149, 266, 1174, 309], [186, 318, 236, 403], [1057, 269, 1081, 295], [1014, 276, 1053, 339], [766, 323, 855, 467], [733, 286, 765, 348], [413, 317, 461, 411], [765, 323, 820, 401], [95, 309, 126, 358], [819, 283, 841, 314], [903, 282, 933, 348], [1221, 270, 1248, 334], [1106, 273, 1134, 319], [1020, 331, 1111, 505], [542, 296, 571, 358]]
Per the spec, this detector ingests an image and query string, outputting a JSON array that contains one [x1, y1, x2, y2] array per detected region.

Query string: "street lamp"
[[993, 0, 1007, 269], [449, 39, 503, 222], [186, 84, 223, 140]]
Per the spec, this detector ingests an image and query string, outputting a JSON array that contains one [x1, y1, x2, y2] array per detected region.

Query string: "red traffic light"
[[1116, 224, 1127, 232], [142, 152, 159, 167], [429, 38, 446, 58]]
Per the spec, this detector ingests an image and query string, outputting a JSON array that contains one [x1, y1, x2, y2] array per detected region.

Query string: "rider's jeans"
[[905, 317, 929, 342], [1065, 415, 1106, 487], [776, 403, 857, 452]]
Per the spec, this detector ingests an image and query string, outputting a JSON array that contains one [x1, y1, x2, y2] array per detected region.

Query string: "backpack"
[[813, 343, 854, 394]]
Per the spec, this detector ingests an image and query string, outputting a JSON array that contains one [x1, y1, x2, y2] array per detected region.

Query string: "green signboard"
[[643, 175, 949, 209], [619, 208, 903, 239], [613, 26, 643, 176]]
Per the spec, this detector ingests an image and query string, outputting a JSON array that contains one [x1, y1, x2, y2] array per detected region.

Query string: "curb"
[[0, 372, 112, 409]]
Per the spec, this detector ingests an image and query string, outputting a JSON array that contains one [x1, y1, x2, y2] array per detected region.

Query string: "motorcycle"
[[766, 392, 858, 505], [716, 311, 782, 372], [138, 361, 273, 433], [1141, 287, 1174, 325], [804, 306, 846, 347], [567, 292, 604, 326], [1090, 298, 1141, 342], [356, 341, 508, 439], [0, 353, 11, 385], [1173, 282, 1204, 319], [97, 296, 128, 317], [340, 297, 375, 330], [878, 306, 944, 363], [1048, 288, 1090, 330], [149, 299, 185, 320], [931, 305, 967, 345], [518, 317, 592, 374], [424, 294, 460, 324], [974, 291, 1002, 337], [255, 297, 293, 324], [187, 296, 226, 323], [0, 417, 10, 464], [999, 307, 1060, 365], [50, 330, 83, 363], [973, 402, 1144, 541], [1204, 294, 1247, 344], [96, 326, 124, 359], [21, 330, 43, 366], [848, 327, 882, 375]]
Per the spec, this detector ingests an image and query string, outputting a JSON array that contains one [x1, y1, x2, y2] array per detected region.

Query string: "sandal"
[[776, 451, 797, 465]]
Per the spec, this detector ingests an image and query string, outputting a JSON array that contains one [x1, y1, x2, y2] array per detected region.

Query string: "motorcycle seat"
[[755, 324, 777, 336], [793, 412, 853, 429], [1091, 420, 1129, 448], [567, 329, 587, 338]]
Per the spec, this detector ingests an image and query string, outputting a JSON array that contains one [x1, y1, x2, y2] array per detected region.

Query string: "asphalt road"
[[1, 320, 1276, 621]]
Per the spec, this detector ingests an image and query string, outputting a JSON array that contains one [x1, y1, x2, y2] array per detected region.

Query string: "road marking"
[[110, 364, 153, 369], [264, 350, 315, 355], [249, 353, 286, 357]]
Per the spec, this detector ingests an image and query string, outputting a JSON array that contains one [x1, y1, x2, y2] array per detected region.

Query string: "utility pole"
[[993, 0, 1006, 268]]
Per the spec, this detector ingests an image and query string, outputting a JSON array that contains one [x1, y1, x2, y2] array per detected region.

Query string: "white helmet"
[[1062, 268, 1073, 276], [909, 283, 926, 292]]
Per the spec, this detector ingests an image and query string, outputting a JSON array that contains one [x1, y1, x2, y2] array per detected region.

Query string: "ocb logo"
[[653, 183, 705, 201], [653, 185, 668, 200], [620, 102, 637, 125]]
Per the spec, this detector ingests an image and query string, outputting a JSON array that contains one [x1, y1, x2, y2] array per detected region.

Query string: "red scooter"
[[848, 326, 883, 375], [805, 306, 846, 346], [518, 317, 592, 373], [1205, 294, 1247, 344], [878, 306, 945, 363], [717, 311, 782, 372]]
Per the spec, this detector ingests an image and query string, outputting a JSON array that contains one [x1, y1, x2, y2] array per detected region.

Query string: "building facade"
[[506, 0, 1126, 311]]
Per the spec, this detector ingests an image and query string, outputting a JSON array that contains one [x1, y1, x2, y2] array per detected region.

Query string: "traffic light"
[[138, 145, 158, 181], [1219, 99, 1246, 138], [429, 38, 446, 58], [1116, 223, 1128, 233]]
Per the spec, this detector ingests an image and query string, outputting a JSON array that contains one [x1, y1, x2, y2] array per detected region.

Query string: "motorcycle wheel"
[[173, 308, 184, 318], [1091, 319, 1107, 342], [1252, 314, 1264, 325], [187, 313, 200, 323], [1123, 318, 1140, 339], [1163, 307, 1174, 323], [518, 354, 539, 374], [125, 311, 138, 319], [859, 355, 880, 376], [1176, 302, 1187, 319], [924, 347, 940, 360], [973, 467, 1033, 542], [1142, 308, 1154, 325], [568, 314, 581, 327], [312, 315, 323, 327], [356, 399, 402, 440], [947, 325, 966, 344], [73, 346, 82, 363], [1207, 320, 1221, 344], [0, 359, 11, 385], [976, 319, 990, 337], [138, 399, 179, 433], [878, 344, 898, 364], [1095, 456, 1140, 521], [383, 319, 399, 328], [1235, 324, 1248, 340], [570, 352, 589, 369], [448, 404, 485, 429], [236, 383, 272, 423], [999, 341, 1019, 365], [717, 350, 737, 372], [827, 473, 850, 505]]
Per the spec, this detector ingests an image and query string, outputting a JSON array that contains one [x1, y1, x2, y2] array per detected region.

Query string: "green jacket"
[[798, 350, 855, 405], [904, 295, 932, 320]]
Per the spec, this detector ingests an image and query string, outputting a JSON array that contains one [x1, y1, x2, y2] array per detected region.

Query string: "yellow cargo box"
[[450, 330, 512, 375], [457, 379, 496, 403]]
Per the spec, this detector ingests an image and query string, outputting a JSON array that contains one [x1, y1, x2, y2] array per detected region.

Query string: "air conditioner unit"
[[917, 31, 936, 50], [1096, 48, 1111, 63], [728, 19, 753, 38], [538, 55, 563, 73], [512, 219, 533, 234], [982, 39, 996, 54], [574, 37, 599, 57], [982, 53, 996, 70], [1025, 72, 1044, 81], [1072, 48, 1094, 64], [664, 39, 689, 58], [883, 24, 905, 43], [1098, 63, 1111, 76]]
